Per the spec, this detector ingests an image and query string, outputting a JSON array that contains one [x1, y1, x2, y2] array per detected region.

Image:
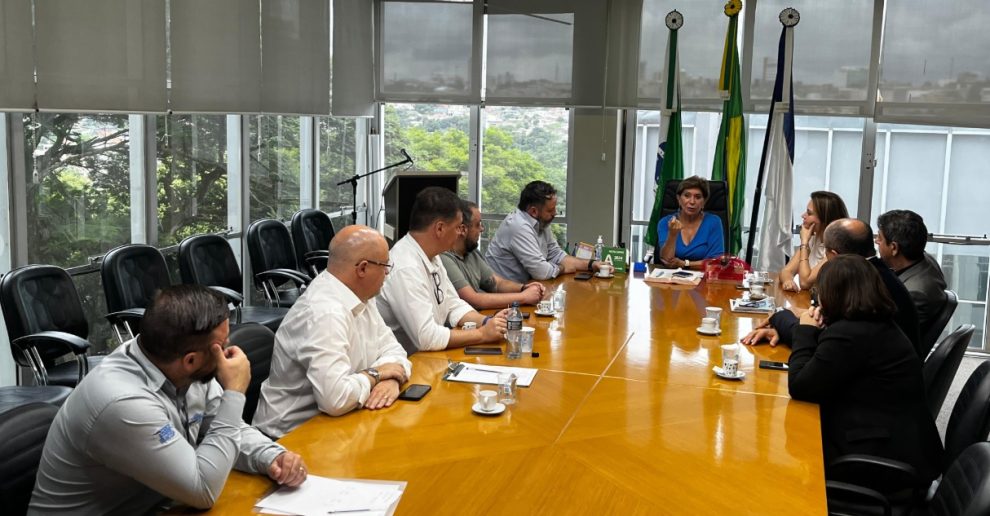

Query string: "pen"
[[328, 509, 372, 514], [463, 365, 501, 374]]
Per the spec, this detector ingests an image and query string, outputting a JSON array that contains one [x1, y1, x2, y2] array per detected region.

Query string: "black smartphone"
[[397, 384, 431, 401], [759, 360, 789, 371], [575, 272, 592, 280], [464, 346, 502, 355], [672, 271, 694, 278]]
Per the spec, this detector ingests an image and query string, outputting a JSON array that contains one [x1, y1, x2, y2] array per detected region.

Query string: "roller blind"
[[0, 0, 35, 111], [332, 0, 375, 116], [261, 0, 331, 115], [34, 0, 166, 112]]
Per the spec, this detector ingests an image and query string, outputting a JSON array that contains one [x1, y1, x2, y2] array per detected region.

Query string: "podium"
[[383, 171, 459, 246]]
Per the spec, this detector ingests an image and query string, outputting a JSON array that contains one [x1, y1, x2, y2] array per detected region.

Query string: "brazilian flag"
[[712, 4, 746, 255]]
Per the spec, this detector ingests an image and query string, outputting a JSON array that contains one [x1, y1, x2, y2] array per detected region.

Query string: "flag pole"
[[744, 8, 800, 265]]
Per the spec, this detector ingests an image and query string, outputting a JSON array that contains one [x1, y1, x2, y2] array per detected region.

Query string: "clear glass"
[[381, 1, 474, 97], [481, 106, 569, 216], [486, 13, 573, 100], [318, 117, 358, 214], [157, 115, 229, 247], [24, 113, 131, 267], [750, 0, 873, 102], [249, 115, 301, 221], [383, 103, 470, 196]]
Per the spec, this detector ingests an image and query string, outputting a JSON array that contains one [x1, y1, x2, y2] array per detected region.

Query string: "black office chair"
[[0, 386, 72, 416], [653, 179, 729, 264], [0, 265, 101, 387], [290, 208, 334, 278], [921, 290, 958, 362], [927, 442, 990, 516], [0, 402, 59, 516], [101, 244, 173, 342], [230, 323, 275, 424], [177, 234, 288, 332], [246, 219, 310, 308], [923, 324, 975, 418]]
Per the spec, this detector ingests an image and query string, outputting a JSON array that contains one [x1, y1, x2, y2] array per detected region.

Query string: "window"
[[383, 103, 470, 196], [24, 113, 131, 267], [318, 117, 358, 215], [249, 115, 301, 221], [156, 115, 229, 247], [485, 13, 573, 101]]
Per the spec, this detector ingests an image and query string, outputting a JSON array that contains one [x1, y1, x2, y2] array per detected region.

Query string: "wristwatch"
[[684, 259, 691, 268], [363, 368, 380, 385]]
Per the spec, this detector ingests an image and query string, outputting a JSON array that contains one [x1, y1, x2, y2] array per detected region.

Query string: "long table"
[[202, 272, 825, 514]]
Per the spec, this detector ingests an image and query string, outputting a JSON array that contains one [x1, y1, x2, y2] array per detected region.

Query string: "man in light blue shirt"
[[486, 181, 602, 283]]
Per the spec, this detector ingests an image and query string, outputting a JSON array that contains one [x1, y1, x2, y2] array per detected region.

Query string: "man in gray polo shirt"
[[29, 285, 307, 515], [486, 180, 602, 283], [442, 200, 545, 310]]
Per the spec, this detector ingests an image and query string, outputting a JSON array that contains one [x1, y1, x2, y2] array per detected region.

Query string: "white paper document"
[[444, 363, 538, 387], [255, 475, 406, 516]]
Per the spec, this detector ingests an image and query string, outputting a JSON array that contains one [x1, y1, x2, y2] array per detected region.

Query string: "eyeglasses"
[[357, 259, 393, 274], [431, 271, 444, 305]]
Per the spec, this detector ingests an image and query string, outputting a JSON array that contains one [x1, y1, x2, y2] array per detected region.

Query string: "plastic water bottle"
[[506, 302, 523, 359], [594, 235, 604, 261]]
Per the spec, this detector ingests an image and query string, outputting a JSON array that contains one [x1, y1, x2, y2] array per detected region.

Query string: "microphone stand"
[[337, 154, 412, 226]]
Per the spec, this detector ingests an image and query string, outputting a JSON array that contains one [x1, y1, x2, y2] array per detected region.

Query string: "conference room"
[[1, 0, 990, 514]]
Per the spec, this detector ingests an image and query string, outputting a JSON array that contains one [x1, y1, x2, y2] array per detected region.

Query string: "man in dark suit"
[[743, 218, 923, 357], [877, 210, 948, 357]]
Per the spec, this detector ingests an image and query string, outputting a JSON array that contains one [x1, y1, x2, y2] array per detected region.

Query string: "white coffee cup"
[[598, 263, 613, 277], [479, 389, 498, 411], [721, 343, 739, 363], [723, 359, 739, 376], [519, 326, 535, 353], [538, 300, 553, 313], [705, 307, 723, 325], [463, 321, 477, 330], [701, 317, 718, 332], [750, 283, 766, 296]]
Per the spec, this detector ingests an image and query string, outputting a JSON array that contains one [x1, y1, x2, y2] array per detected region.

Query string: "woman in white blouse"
[[778, 191, 848, 291]]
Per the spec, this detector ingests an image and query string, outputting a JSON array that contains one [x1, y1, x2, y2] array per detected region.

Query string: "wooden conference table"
[[204, 271, 825, 515]]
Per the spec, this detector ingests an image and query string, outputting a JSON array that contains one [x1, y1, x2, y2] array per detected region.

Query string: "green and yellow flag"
[[712, 1, 746, 255]]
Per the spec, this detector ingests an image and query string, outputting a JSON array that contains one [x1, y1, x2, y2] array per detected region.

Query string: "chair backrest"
[[923, 324, 975, 418], [0, 402, 59, 516], [654, 179, 729, 263], [246, 219, 299, 288], [290, 209, 334, 272], [101, 244, 172, 312], [944, 359, 990, 466], [229, 323, 275, 424], [0, 265, 88, 367], [928, 441, 990, 516], [177, 234, 242, 294], [921, 290, 958, 360]]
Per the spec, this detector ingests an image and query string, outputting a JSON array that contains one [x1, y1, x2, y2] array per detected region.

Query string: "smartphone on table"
[[397, 384, 432, 401], [464, 346, 502, 355], [758, 360, 788, 371], [575, 272, 592, 280]]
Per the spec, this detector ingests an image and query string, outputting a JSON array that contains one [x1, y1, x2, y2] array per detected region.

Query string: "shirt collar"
[[323, 270, 366, 316], [405, 234, 442, 273], [125, 338, 175, 396]]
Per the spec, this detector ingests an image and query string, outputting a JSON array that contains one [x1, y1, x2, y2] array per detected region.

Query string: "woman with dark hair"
[[778, 191, 848, 291], [788, 255, 944, 484], [657, 176, 725, 269]]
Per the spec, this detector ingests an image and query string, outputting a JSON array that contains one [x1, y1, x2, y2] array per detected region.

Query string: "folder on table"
[[443, 362, 538, 387]]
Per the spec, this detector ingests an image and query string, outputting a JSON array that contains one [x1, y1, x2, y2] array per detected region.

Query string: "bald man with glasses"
[[254, 225, 412, 438]]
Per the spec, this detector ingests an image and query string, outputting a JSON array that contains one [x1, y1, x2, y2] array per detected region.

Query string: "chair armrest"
[[105, 308, 146, 326], [13, 331, 91, 356], [828, 454, 921, 494], [825, 481, 892, 516], [305, 254, 328, 268], [256, 268, 310, 287], [304, 250, 329, 259], [207, 286, 244, 306]]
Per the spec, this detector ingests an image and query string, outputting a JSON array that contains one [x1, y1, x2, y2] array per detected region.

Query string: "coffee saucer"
[[696, 326, 721, 336], [712, 366, 746, 380], [534, 309, 556, 317], [596, 273, 615, 279], [747, 292, 767, 301], [472, 402, 506, 416]]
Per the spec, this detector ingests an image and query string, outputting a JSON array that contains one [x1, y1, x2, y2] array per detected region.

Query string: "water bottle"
[[594, 235, 604, 261], [506, 302, 523, 359]]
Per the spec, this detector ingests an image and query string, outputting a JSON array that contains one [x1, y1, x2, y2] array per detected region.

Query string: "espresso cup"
[[701, 317, 718, 332], [598, 264, 613, 277], [479, 390, 498, 411], [723, 359, 739, 376], [705, 307, 723, 325], [750, 283, 766, 296], [538, 300, 554, 313]]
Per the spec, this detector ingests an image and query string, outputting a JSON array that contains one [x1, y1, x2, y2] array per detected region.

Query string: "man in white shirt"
[[255, 225, 412, 438], [378, 187, 508, 354]]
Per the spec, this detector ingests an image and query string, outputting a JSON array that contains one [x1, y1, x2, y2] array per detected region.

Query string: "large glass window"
[[318, 117, 358, 216], [24, 113, 131, 267], [485, 13, 573, 101], [249, 115, 301, 221], [156, 115, 229, 247], [383, 103, 470, 196]]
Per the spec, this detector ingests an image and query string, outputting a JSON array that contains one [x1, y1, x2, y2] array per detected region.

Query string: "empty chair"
[[653, 179, 729, 264], [927, 442, 990, 516], [0, 402, 60, 516], [101, 244, 173, 342], [921, 290, 958, 361], [942, 359, 990, 466], [923, 324, 975, 418], [0, 265, 100, 387], [290, 208, 334, 277], [246, 219, 310, 308], [177, 234, 288, 332], [229, 323, 276, 424]]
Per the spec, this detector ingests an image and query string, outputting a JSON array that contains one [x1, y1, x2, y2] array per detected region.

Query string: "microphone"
[[400, 148, 414, 164]]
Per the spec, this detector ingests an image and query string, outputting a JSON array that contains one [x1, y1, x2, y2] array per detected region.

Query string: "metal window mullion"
[[128, 115, 158, 245], [7, 114, 27, 267], [824, 128, 834, 191], [938, 130, 952, 235], [468, 105, 481, 205], [300, 116, 316, 210], [620, 109, 637, 250], [865, 0, 884, 118]]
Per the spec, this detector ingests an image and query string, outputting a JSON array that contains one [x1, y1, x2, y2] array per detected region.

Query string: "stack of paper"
[[256, 475, 406, 516], [729, 296, 776, 314], [443, 362, 538, 387]]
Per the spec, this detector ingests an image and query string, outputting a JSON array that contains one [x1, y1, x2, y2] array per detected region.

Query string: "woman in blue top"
[[657, 176, 724, 269]]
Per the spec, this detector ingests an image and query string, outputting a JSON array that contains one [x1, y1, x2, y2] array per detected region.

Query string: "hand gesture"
[[799, 222, 816, 245], [267, 451, 307, 487], [365, 379, 400, 410], [520, 284, 543, 305], [667, 216, 683, 235], [780, 279, 799, 292], [523, 282, 546, 298], [799, 306, 823, 328], [741, 327, 780, 347], [210, 344, 250, 394], [480, 316, 507, 343]]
